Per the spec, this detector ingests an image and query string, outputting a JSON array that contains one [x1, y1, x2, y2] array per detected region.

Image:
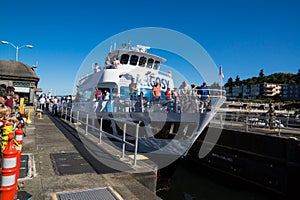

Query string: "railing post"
[[69, 108, 73, 124], [122, 123, 126, 159], [76, 111, 79, 130], [141, 93, 144, 113], [246, 116, 249, 132], [133, 123, 139, 166], [220, 113, 223, 128], [65, 107, 67, 121], [61, 106, 63, 119], [99, 117, 103, 144], [85, 113, 89, 135]]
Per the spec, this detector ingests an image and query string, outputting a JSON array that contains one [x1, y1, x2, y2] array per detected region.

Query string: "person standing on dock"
[[266, 103, 276, 128]]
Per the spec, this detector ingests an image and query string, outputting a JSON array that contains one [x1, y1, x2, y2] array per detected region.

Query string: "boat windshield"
[[138, 56, 147, 67], [153, 60, 160, 70], [130, 55, 139, 65], [120, 54, 129, 64], [147, 58, 154, 68]]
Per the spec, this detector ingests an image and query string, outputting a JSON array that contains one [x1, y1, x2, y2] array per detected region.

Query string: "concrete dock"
[[19, 110, 160, 200]]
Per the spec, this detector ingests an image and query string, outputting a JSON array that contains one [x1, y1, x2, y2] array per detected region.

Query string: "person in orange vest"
[[152, 80, 161, 103]]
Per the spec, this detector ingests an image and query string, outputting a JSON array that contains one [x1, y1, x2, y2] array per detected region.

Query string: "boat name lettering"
[[148, 77, 169, 90]]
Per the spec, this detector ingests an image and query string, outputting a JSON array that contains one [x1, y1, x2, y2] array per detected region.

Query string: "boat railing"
[[59, 106, 141, 166], [70, 88, 226, 114]]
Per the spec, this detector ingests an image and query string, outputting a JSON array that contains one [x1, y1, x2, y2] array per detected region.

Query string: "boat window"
[[147, 58, 154, 68], [81, 89, 93, 102], [153, 60, 160, 70], [138, 56, 147, 67], [120, 54, 129, 64], [130, 55, 139, 66], [120, 86, 130, 99]]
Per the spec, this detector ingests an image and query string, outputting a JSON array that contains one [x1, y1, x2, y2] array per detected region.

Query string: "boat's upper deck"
[[106, 45, 166, 71]]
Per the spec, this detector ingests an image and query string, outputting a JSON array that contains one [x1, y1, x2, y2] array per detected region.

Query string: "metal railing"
[[60, 106, 140, 166], [213, 111, 295, 135]]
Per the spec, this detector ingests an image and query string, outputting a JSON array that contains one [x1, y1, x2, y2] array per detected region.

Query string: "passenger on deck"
[[179, 81, 191, 96], [179, 81, 190, 112], [93, 63, 101, 73], [113, 57, 120, 68], [198, 82, 210, 113], [94, 87, 102, 101], [152, 80, 161, 104], [129, 78, 138, 100], [94, 87, 102, 112], [105, 56, 112, 69], [171, 88, 180, 113], [165, 87, 171, 100], [191, 84, 198, 112], [101, 90, 110, 112]]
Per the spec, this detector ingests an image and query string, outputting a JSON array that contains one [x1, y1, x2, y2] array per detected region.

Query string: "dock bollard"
[[39, 110, 43, 119], [0, 133, 18, 200], [27, 108, 32, 124]]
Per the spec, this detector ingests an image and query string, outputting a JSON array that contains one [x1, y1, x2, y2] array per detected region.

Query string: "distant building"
[[281, 84, 300, 101], [261, 82, 281, 97], [0, 60, 40, 104], [232, 85, 242, 98], [250, 84, 260, 98], [242, 85, 250, 98], [225, 82, 282, 100]]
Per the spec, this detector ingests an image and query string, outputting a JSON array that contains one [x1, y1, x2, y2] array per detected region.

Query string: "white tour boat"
[[72, 43, 226, 156]]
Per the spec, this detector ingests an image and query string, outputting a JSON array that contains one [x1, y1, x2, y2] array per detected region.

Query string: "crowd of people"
[[36, 94, 73, 116], [128, 78, 211, 113], [0, 84, 24, 131]]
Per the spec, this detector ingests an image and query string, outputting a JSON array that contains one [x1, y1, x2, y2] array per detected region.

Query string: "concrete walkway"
[[19, 110, 160, 200]]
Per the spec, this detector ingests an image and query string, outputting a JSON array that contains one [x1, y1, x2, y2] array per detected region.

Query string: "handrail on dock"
[[60, 106, 140, 166]]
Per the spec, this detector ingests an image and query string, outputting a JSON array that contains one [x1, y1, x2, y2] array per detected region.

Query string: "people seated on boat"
[[113, 57, 121, 68], [93, 63, 101, 73], [104, 56, 113, 69], [129, 78, 138, 100], [198, 82, 210, 113], [152, 80, 161, 103]]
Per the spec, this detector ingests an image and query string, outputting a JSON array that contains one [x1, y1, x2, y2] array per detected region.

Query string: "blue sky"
[[1, 0, 299, 95]]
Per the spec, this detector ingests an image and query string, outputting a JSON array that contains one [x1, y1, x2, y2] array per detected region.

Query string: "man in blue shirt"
[[198, 82, 210, 113]]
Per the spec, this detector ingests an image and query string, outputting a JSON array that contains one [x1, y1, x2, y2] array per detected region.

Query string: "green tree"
[[259, 69, 265, 82], [297, 69, 300, 84], [235, 75, 241, 85], [224, 77, 234, 87]]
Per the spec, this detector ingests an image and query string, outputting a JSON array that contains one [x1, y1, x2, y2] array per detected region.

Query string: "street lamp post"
[[1, 40, 33, 61]]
